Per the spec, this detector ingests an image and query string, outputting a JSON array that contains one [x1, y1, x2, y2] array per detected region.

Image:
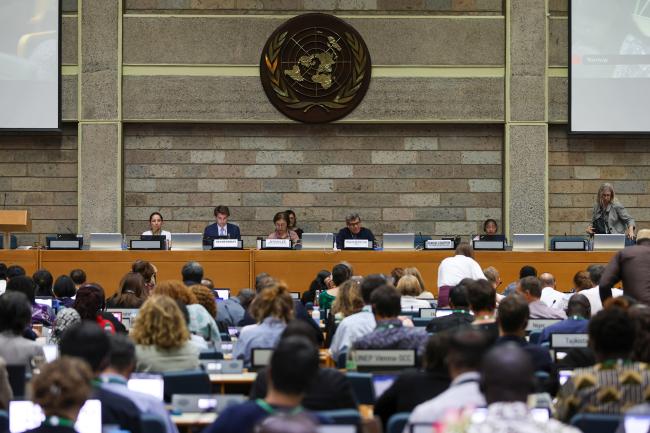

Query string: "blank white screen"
[[571, 0, 650, 132], [0, 0, 59, 129]]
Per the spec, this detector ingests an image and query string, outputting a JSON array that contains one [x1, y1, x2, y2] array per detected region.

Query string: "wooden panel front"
[[40, 250, 253, 297], [0, 250, 39, 275]]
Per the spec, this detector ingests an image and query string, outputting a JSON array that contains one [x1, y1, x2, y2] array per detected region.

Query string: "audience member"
[[131, 295, 199, 372], [6, 265, 26, 281], [503, 265, 537, 296], [404, 267, 430, 296], [467, 279, 499, 342], [318, 263, 351, 311], [539, 272, 569, 310], [436, 242, 486, 307], [73, 283, 125, 333], [268, 211, 299, 242], [181, 261, 204, 286], [7, 275, 55, 326], [426, 280, 474, 333], [26, 357, 93, 433], [328, 274, 384, 359], [483, 266, 502, 292], [352, 285, 428, 353], [375, 333, 451, 426], [32, 269, 54, 297], [59, 322, 142, 433], [600, 228, 650, 305], [538, 294, 590, 345], [461, 345, 580, 433], [189, 284, 217, 319], [201, 278, 214, 290], [106, 272, 146, 309], [0, 291, 44, 370], [408, 329, 490, 425], [390, 267, 405, 287], [219, 288, 255, 327], [580, 265, 622, 316], [285, 209, 304, 239], [397, 275, 431, 311], [203, 336, 320, 433], [630, 305, 650, 363], [254, 414, 317, 433], [51, 307, 81, 344], [132, 260, 156, 296], [301, 270, 329, 305], [69, 269, 86, 289], [100, 334, 178, 433], [233, 281, 294, 366], [330, 279, 363, 322], [52, 275, 76, 308], [517, 276, 567, 319], [175, 300, 209, 351], [154, 280, 220, 342], [556, 306, 650, 421], [250, 320, 356, 411], [0, 356, 11, 409], [335, 212, 375, 249]]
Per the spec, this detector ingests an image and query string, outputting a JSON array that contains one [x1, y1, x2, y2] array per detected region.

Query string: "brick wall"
[[0, 126, 78, 246], [549, 125, 650, 236], [123, 124, 503, 246]]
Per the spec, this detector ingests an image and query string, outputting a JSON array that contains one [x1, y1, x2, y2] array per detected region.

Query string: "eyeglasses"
[[347, 220, 361, 227]]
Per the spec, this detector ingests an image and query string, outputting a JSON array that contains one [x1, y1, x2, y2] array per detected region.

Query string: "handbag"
[[593, 214, 609, 234]]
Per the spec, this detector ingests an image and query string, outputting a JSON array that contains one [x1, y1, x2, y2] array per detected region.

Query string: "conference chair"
[[316, 409, 362, 425], [6, 365, 26, 398], [140, 414, 167, 433], [199, 350, 224, 360], [162, 370, 211, 403], [345, 372, 374, 405], [0, 410, 7, 433], [570, 413, 622, 433], [528, 331, 542, 344], [387, 412, 411, 433]]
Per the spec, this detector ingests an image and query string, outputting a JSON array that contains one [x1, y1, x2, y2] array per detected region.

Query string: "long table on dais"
[[0, 249, 39, 275]]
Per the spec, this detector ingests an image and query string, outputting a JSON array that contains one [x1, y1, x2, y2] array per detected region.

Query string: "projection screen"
[[0, 0, 60, 130], [571, 0, 650, 133]]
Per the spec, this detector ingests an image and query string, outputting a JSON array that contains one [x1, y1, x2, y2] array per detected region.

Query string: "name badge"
[[354, 350, 416, 367], [344, 239, 370, 249], [265, 239, 291, 248], [212, 239, 239, 248], [425, 239, 454, 249], [551, 333, 588, 348]]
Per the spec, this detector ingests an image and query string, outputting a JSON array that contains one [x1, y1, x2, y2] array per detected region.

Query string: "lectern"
[[0, 211, 30, 250]]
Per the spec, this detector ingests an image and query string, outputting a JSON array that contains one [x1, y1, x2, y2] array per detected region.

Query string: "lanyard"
[[255, 399, 303, 416], [44, 416, 75, 428]]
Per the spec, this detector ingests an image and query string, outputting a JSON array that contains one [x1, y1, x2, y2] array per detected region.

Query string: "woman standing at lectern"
[[142, 212, 171, 243], [586, 183, 635, 239]]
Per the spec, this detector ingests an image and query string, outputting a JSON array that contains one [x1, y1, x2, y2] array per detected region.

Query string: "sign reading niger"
[[260, 13, 372, 123]]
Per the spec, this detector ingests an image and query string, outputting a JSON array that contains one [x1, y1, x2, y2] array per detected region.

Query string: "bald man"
[[539, 273, 569, 311]]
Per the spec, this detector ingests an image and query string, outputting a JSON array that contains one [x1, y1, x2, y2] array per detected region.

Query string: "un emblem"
[[260, 13, 372, 123]]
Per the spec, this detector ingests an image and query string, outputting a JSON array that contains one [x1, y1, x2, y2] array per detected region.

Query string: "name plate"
[[473, 240, 506, 250], [264, 239, 292, 249], [554, 240, 586, 251], [417, 308, 436, 318], [130, 239, 165, 250], [550, 333, 588, 348], [526, 319, 561, 332], [48, 239, 82, 250], [425, 239, 454, 249], [344, 239, 370, 249], [203, 359, 243, 374], [354, 350, 416, 367], [212, 239, 240, 249]]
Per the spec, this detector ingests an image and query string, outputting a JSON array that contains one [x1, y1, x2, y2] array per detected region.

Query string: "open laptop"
[[512, 234, 545, 251], [89, 233, 122, 250], [106, 308, 139, 329], [128, 373, 165, 401], [382, 233, 415, 250], [593, 233, 626, 250], [171, 233, 204, 251], [301, 233, 334, 250], [10, 400, 102, 433]]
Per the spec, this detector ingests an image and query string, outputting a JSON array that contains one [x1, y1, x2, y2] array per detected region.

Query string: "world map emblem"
[[260, 13, 372, 123]]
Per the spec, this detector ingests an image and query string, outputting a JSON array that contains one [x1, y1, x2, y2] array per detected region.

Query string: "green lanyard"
[[44, 416, 75, 428], [600, 358, 632, 369], [255, 399, 303, 416]]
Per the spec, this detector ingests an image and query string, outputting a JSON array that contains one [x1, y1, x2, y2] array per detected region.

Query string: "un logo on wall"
[[260, 13, 372, 123]]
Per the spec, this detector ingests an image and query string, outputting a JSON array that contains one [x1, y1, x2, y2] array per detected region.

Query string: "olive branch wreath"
[[264, 30, 368, 113]]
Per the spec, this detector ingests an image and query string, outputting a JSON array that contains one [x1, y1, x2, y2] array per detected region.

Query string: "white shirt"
[[0, 280, 5, 296], [437, 255, 486, 287], [142, 230, 171, 241], [408, 371, 485, 426], [540, 287, 570, 311], [329, 306, 376, 359], [580, 285, 623, 316], [400, 296, 432, 312]]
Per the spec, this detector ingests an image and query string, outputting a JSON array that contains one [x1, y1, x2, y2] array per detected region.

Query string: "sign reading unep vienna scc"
[[260, 13, 372, 123]]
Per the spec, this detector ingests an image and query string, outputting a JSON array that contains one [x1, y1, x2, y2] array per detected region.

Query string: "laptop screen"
[[372, 375, 396, 399], [127, 374, 165, 401]]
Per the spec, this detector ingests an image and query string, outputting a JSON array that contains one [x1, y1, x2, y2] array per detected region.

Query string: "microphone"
[[2, 193, 5, 208]]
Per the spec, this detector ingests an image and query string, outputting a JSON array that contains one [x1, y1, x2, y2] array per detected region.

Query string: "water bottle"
[[122, 235, 128, 250]]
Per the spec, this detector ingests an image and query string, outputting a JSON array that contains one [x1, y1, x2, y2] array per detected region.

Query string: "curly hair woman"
[[131, 295, 199, 372]]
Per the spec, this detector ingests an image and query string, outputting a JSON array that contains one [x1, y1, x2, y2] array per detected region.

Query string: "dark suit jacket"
[[426, 311, 474, 333], [204, 222, 241, 240]]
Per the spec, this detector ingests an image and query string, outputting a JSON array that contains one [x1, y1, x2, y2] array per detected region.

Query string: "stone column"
[[78, 0, 122, 236], [504, 0, 548, 237]]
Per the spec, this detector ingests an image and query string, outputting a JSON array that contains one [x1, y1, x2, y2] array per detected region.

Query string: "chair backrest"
[[0, 410, 8, 433], [199, 350, 224, 360], [570, 413, 622, 433], [528, 330, 542, 345], [6, 365, 26, 398], [140, 414, 167, 433], [412, 317, 430, 328], [387, 412, 411, 433], [162, 370, 211, 403], [316, 409, 361, 426], [345, 372, 374, 405]]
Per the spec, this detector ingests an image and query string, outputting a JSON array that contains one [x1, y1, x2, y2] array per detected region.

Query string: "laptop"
[[172, 394, 247, 414], [127, 373, 165, 401], [171, 233, 204, 251], [89, 233, 122, 250], [10, 400, 102, 433], [106, 308, 139, 329], [372, 374, 396, 399], [251, 348, 273, 369], [593, 233, 626, 250], [301, 233, 334, 250], [382, 233, 415, 250], [512, 234, 545, 251]]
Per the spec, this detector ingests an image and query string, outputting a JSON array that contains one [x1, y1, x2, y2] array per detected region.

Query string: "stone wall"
[[123, 124, 503, 245]]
